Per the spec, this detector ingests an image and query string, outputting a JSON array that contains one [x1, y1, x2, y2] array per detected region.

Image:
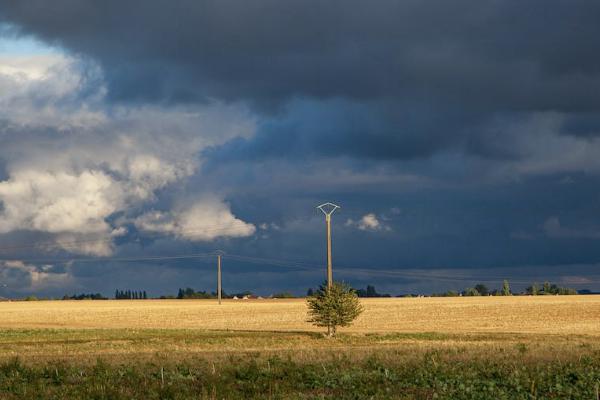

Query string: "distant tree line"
[[63, 293, 108, 300], [355, 285, 391, 298], [525, 281, 578, 295], [177, 288, 216, 299], [115, 290, 148, 299], [306, 280, 581, 298], [433, 280, 577, 297], [307, 285, 390, 298], [170, 287, 298, 299], [175, 287, 262, 299], [271, 291, 295, 298]]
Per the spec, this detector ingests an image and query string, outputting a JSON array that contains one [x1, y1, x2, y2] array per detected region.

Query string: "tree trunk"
[[326, 324, 336, 338]]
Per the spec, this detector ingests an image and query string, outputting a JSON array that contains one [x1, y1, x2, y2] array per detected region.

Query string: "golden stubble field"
[[0, 295, 598, 364], [0, 295, 598, 335]]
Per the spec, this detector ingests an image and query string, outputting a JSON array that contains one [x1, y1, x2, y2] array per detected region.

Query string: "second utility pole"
[[217, 252, 222, 305]]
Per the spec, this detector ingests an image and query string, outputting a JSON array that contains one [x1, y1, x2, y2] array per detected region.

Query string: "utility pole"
[[317, 203, 340, 290], [215, 251, 224, 305]]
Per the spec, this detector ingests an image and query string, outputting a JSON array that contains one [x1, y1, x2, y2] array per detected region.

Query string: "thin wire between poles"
[[0, 253, 217, 265], [223, 254, 595, 285], [1, 250, 599, 285]]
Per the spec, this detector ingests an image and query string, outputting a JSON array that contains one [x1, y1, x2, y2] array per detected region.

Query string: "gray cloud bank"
[[2, 1, 599, 107], [3, 1, 600, 162]]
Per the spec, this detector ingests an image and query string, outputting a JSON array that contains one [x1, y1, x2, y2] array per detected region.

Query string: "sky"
[[1, 1, 600, 297]]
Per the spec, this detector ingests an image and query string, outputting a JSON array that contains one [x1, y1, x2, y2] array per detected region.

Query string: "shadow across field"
[[0, 328, 598, 366]]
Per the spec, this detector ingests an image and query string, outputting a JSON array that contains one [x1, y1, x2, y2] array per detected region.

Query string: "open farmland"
[[0, 296, 598, 399], [0, 296, 598, 334]]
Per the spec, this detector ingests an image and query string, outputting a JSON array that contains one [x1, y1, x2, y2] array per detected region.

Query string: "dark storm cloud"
[[560, 113, 600, 137], [3, 1, 600, 162], [204, 99, 483, 162], [2, 0, 600, 109]]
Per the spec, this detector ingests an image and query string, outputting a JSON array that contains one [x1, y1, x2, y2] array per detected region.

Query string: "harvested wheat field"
[[1, 296, 599, 398], [0, 295, 598, 334]]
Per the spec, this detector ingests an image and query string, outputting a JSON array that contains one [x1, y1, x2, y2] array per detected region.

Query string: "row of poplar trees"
[[115, 289, 148, 299]]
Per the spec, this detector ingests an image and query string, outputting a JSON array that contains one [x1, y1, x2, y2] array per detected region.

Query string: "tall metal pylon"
[[317, 202, 340, 289]]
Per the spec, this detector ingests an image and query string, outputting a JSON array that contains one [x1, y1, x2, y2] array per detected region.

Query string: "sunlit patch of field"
[[0, 295, 598, 364], [0, 296, 598, 334]]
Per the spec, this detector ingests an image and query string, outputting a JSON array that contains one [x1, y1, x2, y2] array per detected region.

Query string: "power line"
[[0, 252, 217, 265], [222, 253, 600, 285], [2, 250, 600, 285]]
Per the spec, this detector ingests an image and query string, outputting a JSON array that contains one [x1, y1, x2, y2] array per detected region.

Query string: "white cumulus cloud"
[[0, 48, 256, 255], [345, 213, 391, 232], [134, 199, 256, 241]]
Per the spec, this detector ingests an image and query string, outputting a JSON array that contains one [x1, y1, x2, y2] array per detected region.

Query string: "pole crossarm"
[[317, 202, 340, 216]]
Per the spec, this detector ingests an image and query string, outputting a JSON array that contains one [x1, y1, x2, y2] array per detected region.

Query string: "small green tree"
[[462, 287, 481, 296], [528, 283, 539, 296], [502, 280, 512, 296], [474, 284, 489, 296], [542, 281, 551, 295], [443, 290, 459, 297], [307, 282, 364, 337], [366, 285, 377, 297]]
